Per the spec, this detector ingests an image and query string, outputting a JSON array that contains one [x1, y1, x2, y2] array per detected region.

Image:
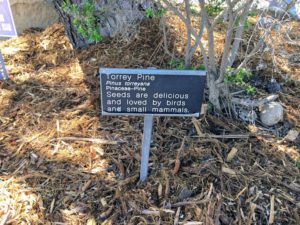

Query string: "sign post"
[[140, 114, 153, 181], [0, 0, 17, 80], [100, 68, 206, 181], [0, 50, 8, 80]]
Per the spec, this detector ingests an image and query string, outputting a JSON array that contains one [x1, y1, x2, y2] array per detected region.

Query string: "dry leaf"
[[226, 147, 238, 162], [158, 183, 163, 198], [222, 166, 236, 176], [101, 198, 108, 207], [269, 195, 275, 224], [49, 198, 55, 214], [172, 159, 181, 175], [81, 180, 92, 192], [100, 206, 114, 219], [87, 217, 97, 225]]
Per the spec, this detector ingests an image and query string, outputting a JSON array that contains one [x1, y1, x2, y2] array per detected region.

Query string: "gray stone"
[[178, 187, 193, 201], [260, 102, 284, 126], [288, 53, 300, 65], [10, 0, 59, 34], [284, 130, 299, 142], [266, 79, 282, 93], [238, 109, 258, 123]]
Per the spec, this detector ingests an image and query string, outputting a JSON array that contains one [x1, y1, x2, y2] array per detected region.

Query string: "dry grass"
[[0, 17, 299, 224]]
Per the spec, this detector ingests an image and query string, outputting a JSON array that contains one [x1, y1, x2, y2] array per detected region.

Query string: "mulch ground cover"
[[0, 18, 299, 225]]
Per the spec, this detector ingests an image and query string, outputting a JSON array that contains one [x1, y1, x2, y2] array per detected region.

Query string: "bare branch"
[[216, 0, 253, 84], [184, 0, 192, 67], [228, 0, 253, 66], [161, 16, 177, 58], [212, 0, 240, 27], [189, 8, 206, 65], [218, 0, 235, 83], [162, 0, 207, 68], [236, 26, 272, 71], [198, 0, 217, 75], [161, 0, 190, 28]]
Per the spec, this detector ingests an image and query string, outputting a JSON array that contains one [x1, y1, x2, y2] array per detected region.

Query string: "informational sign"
[[0, 0, 17, 37], [99, 67, 206, 181], [0, 50, 8, 80], [100, 68, 206, 117]]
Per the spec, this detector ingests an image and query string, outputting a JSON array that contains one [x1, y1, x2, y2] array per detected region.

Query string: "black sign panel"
[[100, 68, 206, 117]]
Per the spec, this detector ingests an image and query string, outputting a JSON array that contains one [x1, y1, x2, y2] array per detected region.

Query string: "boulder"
[[10, 0, 59, 34], [260, 101, 284, 126]]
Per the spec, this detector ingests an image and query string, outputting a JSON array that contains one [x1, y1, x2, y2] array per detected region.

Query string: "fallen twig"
[[192, 133, 274, 139], [171, 199, 209, 207], [52, 137, 120, 144], [231, 94, 278, 108]]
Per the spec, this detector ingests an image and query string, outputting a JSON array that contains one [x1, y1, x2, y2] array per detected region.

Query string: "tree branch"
[[218, 0, 235, 83], [227, 0, 253, 67], [184, 0, 192, 68], [198, 0, 217, 76], [216, 0, 253, 84]]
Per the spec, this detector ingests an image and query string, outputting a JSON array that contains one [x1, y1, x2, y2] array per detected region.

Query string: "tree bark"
[[53, 0, 88, 48]]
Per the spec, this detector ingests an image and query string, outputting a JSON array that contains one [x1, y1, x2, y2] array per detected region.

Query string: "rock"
[[178, 187, 193, 201], [256, 63, 267, 71], [258, 17, 276, 27], [260, 102, 284, 126], [10, 0, 59, 34], [288, 53, 300, 65], [284, 130, 299, 142], [238, 108, 257, 123], [266, 79, 282, 93]]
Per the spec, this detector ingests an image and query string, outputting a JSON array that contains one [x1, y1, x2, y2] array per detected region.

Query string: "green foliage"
[[234, 16, 252, 30], [225, 67, 256, 95], [168, 59, 206, 71], [190, 4, 199, 14], [205, 0, 223, 16], [244, 18, 251, 29], [207, 101, 214, 113], [248, 11, 257, 17], [145, 8, 155, 18], [145, 7, 166, 18], [62, 0, 102, 42], [168, 59, 185, 70], [296, 159, 300, 169], [196, 64, 206, 71]]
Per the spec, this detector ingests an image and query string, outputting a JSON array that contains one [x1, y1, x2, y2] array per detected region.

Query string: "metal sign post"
[[0, 50, 8, 80], [140, 114, 154, 182], [0, 0, 18, 80]]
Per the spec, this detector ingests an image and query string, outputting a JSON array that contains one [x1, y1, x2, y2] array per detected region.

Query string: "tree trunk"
[[207, 72, 221, 110], [53, 0, 155, 49]]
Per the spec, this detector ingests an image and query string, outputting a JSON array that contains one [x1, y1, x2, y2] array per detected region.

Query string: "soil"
[[0, 17, 299, 225]]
